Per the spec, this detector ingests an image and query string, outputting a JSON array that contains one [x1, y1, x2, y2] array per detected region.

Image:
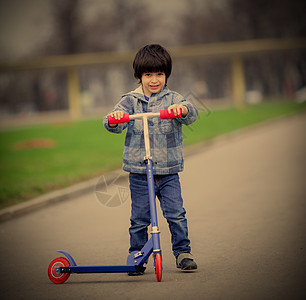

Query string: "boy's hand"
[[109, 111, 125, 127], [167, 104, 189, 118]]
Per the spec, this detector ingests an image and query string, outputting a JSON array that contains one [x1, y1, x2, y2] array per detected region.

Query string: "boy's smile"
[[141, 72, 166, 97]]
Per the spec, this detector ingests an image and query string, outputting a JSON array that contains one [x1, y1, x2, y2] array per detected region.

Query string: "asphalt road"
[[0, 113, 305, 300]]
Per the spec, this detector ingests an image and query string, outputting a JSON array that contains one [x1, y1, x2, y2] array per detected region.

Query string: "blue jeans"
[[129, 173, 191, 257]]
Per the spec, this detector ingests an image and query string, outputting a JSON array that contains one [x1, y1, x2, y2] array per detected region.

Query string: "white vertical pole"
[[142, 116, 152, 160]]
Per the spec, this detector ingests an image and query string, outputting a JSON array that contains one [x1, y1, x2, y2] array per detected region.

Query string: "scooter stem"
[[142, 115, 161, 253], [142, 116, 151, 160]]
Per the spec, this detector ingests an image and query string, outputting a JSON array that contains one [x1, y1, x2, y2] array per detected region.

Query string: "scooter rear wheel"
[[155, 253, 162, 282], [48, 257, 70, 284]]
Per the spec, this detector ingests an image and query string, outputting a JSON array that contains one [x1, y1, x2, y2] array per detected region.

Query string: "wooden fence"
[[1, 38, 305, 118]]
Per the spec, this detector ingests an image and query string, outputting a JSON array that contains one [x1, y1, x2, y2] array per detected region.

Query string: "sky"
[[0, 0, 197, 60]]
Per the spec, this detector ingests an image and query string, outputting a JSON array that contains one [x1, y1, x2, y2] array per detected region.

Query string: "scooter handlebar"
[[108, 113, 130, 124], [160, 109, 181, 119], [107, 109, 181, 125]]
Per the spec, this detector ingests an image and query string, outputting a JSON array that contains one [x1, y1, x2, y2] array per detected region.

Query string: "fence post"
[[231, 56, 246, 109], [67, 67, 81, 119]]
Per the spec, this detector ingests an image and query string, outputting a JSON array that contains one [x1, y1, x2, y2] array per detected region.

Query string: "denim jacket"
[[103, 86, 198, 175]]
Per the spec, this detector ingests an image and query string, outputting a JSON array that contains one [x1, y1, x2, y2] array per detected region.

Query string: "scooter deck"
[[62, 265, 141, 274]]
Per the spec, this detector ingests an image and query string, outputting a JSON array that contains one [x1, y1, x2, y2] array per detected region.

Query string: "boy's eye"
[[144, 73, 151, 77], [158, 73, 165, 76]]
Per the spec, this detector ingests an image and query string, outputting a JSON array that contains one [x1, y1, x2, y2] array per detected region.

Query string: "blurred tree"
[[179, 0, 230, 44], [79, 0, 152, 52], [226, 0, 306, 97], [39, 0, 154, 109], [46, 0, 81, 55], [181, 0, 306, 44], [112, 0, 151, 50], [43, 0, 152, 54], [227, 0, 306, 40], [179, 0, 305, 100], [2, 0, 304, 116]]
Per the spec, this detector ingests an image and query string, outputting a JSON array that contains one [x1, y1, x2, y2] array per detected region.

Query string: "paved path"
[[0, 114, 305, 300]]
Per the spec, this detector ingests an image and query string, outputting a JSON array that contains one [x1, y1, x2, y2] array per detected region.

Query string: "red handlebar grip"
[[160, 109, 181, 119], [108, 113, 130, 124]]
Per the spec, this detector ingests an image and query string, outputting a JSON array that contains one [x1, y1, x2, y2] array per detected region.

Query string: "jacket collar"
[[123, 86, 170, 102]]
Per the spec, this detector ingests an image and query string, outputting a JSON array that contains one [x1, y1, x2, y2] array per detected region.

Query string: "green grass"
[[183, 101, 306, 146], [0, 101, 305, 208]]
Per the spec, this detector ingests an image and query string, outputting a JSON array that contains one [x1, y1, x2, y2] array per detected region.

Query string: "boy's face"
[[141, 72, 166, 97]]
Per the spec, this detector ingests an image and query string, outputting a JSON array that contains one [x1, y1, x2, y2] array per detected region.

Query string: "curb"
[[0, 111, 304, 223], [184, 110, 306, 157], [0, 171, 128, 223]]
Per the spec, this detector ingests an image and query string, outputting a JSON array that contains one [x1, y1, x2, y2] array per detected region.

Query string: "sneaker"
[[176, 253, 197, 271], [127, 266, 146, 276]]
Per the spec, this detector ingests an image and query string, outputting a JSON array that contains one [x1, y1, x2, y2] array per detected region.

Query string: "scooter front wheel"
[[48, 257, 70, 284], [155, 253, 162, 282]]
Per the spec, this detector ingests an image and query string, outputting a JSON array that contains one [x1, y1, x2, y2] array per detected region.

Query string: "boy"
[[103, 44, 198, 273]]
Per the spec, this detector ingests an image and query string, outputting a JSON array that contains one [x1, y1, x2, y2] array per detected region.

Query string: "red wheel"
[[155, 253, 162, 282], [48, 257, 70, 284]]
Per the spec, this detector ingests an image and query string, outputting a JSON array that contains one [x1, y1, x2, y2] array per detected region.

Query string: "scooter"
[[48, 108, 182, 283]]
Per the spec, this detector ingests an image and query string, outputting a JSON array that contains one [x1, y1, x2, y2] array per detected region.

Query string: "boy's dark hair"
[[133, 44, 172, 84]]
